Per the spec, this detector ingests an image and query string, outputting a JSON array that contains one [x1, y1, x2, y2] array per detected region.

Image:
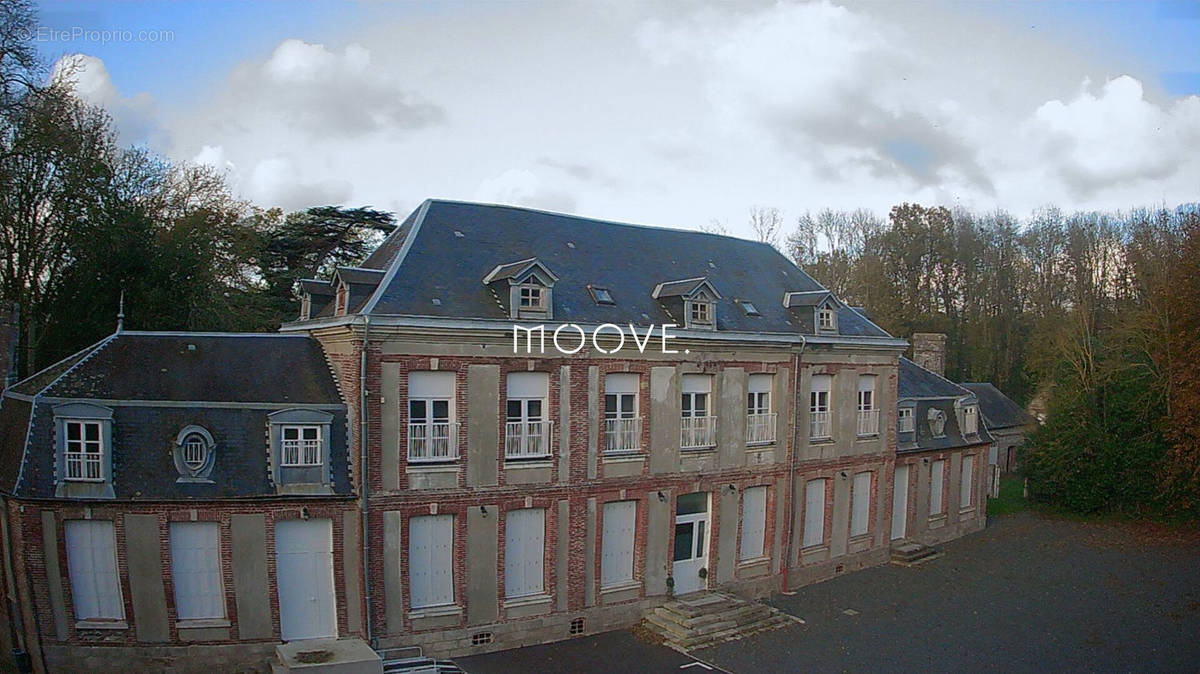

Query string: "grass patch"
[[987, 476, 1028, 517]]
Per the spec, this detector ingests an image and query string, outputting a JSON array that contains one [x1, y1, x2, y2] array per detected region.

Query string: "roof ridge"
[[40, 332, 121, 398], [119, 331, 308, 338], [5, 333, 114, 396], [360, 199, 432, 315]]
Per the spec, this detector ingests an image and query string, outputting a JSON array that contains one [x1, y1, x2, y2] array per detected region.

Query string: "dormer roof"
[[651, 277, 721, 300], [482, 257, 559, 285], [299, 279, 335, 296], [783, 290, 833, 308]]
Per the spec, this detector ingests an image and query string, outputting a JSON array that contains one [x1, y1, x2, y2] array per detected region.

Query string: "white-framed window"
[[802, 479, 826, 548], [739, 486, 767, 561], [64, 520, 124, 621], [64, 420, 104, 481], [409, 514, 454, 609], [334, 283, 348, 316], [681, 374, 715, 449], [857, 375, 878, 437], [931, 459, 946, 515], [506, 372, 551, 459], [960, 455, 975, 509], [600, 500, 636, 588], [963, 405, 979, 435], [898, 407, 914, 433], [740, 300, 759, 316], [518, 283, 546, 311], [690, 301, 712, 325], [169, 521, 224, 620], [850, 471, 872, 536], [181, 433, 207, 471], [589, 286, 615, 305], [280, 425, 322, 466], [809, 374, 832, 440], [408, 371, 457, 462], [504, 508, 545, 599], [746, 374, 775, 445], [604, 373, 640, 454], [817, 303, 837, 331]]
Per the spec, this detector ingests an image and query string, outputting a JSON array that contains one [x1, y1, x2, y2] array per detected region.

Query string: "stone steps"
[[890, 541, 942, 566], [638, 592, 801, 653]]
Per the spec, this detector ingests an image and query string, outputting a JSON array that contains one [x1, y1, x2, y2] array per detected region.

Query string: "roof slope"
[[355, 200, 890, 337], [961, 382, 1032, 429], [898, 357, 971, 399], [41, 332, 341, 403]]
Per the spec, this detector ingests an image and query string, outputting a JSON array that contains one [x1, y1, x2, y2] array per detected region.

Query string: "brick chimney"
[[912, 332, 947, 377]]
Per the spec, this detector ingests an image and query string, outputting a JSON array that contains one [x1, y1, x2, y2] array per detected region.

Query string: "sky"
[[30, 0, 1200, 239]]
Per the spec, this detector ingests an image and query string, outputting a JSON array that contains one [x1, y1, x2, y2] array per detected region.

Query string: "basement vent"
[[835, 564, 845, 574], [471, 632, 493, 646], [569, 617, 585, 635]]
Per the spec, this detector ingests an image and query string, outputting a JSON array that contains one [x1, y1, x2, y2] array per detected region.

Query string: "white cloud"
[[474, 169, 578, 214], [247, 157, 353, 211], [53, 54, 160, 146], [1030, 76, 1200, 196]]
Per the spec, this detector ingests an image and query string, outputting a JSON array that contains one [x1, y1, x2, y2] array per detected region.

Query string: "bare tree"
[[749, 205, 783, 248], [699, 218, 729, 236]]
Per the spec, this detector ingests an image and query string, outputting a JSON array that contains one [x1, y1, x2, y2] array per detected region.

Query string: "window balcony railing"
[[505, 420, 553, 459], [407, 421, 460, 462], [810, 410, 831, 440], [680, 415, 717, 450], [857, 408, 880, 437], [604, 417, 642, 454], [746, 412, 777, 445]]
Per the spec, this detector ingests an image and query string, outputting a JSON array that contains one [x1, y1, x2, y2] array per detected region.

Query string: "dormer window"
[[928, 409, 947, 438], [334, 283, 348, 316], [483, 258, 559, 319], [963, 405, 979, 435], [281, 426, 323, 466], [653, 277, 721, 331], [268, 409, 334, 494], [817, 303, 837, 332], [53, 402, 115, 498], [689, 300, 712, 326], [64, 420, 104, 481], [173, 425, 216, 483], [740, 301, 760, 316], [182, 434, 206, 470], [518, 283, 546, 312], [898, 407, 914, 433]]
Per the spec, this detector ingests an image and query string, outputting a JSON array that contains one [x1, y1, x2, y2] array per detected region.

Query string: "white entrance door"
[[275, 518, 337, 641], [673, 492, 710, 595], [891, 465, 910, 541]]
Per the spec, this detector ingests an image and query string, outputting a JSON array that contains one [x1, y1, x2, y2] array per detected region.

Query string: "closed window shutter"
[[851, 472, 872, 536], [931, 460, 945, 514], [410, 515, 454, 608], [960, 456, 974, 508], [169, 522, 224, 619], [739, 486, 767, 560], [504, 509, 545, 598], [803, 479, 826, 548], [65, 520, 124, 620], [600, 501, 636, 587]]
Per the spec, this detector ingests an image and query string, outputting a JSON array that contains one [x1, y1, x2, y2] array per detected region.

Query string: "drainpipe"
[[359, 315, 375, 648], [782, 335, 806, 593]]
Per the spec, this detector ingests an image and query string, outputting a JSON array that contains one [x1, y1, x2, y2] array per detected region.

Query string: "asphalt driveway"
[[459, 511, 1200, 673]]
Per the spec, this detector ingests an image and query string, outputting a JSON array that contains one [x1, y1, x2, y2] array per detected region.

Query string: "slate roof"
[[302, 199, 893, 339], [335, 266, 386, 286], [961, 382, 1032, 430], [897, 357, 971, 399], [300, 279, 335, 296], [0, 331, 351, 499]]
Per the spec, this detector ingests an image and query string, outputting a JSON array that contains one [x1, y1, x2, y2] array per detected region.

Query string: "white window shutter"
[[851, 472, 872, 536], [739, 486, 767, 560], [169, 522, 224, 619], [65, 520, 124, 620], [409, 371, 455, 398], [409, 514, 454, 608], [600, 501, 636, 587], [506, 372, 549, 398], [931, 460, 946, 515], [504, 508, 545, 598], [960, 455, 974, 509], [803, 479, 826, 548]]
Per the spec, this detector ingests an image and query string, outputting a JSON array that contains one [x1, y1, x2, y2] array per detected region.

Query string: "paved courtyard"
[[458, 511, 1200, 673]]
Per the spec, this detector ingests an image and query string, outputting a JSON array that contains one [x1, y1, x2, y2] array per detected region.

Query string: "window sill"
[[746, 442, 776, 450], [929, 513, 947, 523], [406, 463, 460, 473], [176, 618, 230, 629], [62, 478, 107, 484], [959, 506, 976, 515], [75, 620, 127, 630], [502, 593, 551, 609], [737, 555, 770, 568], [599, 580, 641, 595], [855, 433, 880, 441], [503, 459, 553, 469], [602, 452, 645, 463], [849, 532, 871, 542], [680, 445, 717, 453], [808, 437, 835, 445], [407, 604, 462, 620]]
